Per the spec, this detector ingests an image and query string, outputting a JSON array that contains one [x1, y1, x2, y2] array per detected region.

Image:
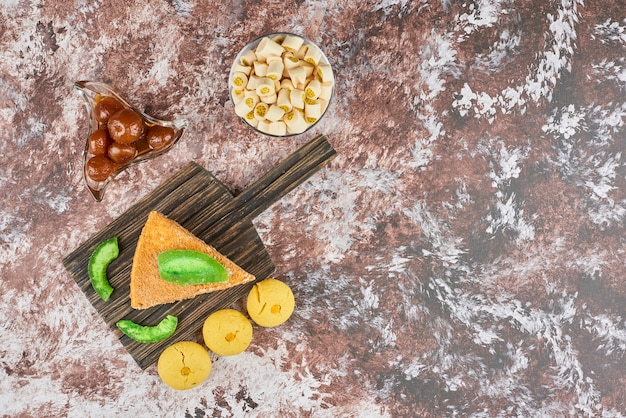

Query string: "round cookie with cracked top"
[[157, 341, 212, 390], [246, 278, 295, 327], [202, 309, 253, 356]]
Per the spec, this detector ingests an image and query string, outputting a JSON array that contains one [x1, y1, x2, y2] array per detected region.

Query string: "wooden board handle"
[[193, 134, 336, 237]]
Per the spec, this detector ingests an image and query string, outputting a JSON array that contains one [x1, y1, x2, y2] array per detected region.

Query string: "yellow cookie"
[[202, 309, 253, 356], [246, 278, 295, 327], [157, 341, 212, 390]]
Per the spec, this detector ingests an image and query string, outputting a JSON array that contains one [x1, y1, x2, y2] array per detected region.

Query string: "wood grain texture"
[[63, 134, 336, 369]]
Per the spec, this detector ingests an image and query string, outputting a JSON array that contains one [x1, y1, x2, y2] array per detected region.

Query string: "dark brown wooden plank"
[[62, 134, 336, 369], [63, 164, 270, 369]]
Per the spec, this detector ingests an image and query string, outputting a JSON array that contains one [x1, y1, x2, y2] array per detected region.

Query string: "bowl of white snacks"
[[229, 32, 334, 137]]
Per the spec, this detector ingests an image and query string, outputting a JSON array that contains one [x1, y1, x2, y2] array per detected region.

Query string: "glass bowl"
[[74, 80, 188, 201], [228, 32, 334, 137]]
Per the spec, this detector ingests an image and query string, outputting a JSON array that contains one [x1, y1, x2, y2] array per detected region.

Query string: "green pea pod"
[[116, 315, 178, 343], [157, 249, 229, 285], [88, 237, 119, 301]]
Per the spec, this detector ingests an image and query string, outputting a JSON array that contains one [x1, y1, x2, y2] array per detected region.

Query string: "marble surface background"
[[1, 1, 625, 417]]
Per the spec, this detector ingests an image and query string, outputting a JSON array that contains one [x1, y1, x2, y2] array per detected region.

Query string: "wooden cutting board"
[[63, 134, 336, 369]]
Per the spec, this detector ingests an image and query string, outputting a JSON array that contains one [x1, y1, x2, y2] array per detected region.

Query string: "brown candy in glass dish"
[[74, 81, 188, 201]]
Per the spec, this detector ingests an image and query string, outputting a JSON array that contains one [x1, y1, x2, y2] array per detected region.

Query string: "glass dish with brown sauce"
[[75, 81, 187, 201]]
